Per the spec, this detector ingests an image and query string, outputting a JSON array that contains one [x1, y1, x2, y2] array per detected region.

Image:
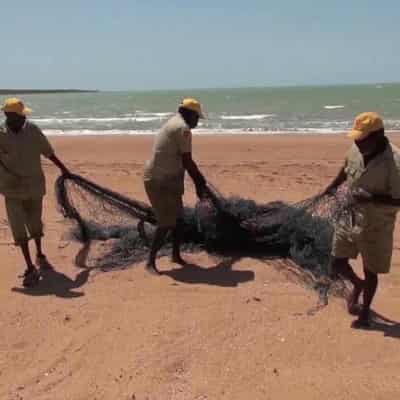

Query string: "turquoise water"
[[1, 83, 399, 135]]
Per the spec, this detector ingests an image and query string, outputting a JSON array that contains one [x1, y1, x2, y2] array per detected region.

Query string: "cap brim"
[[348, 129, 366, 140], [1, 106, 32, 115]]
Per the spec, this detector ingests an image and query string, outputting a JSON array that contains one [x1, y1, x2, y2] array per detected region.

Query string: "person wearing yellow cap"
[[322, 112, 400, 328], [0, 98, 71, 287], [143, 98, 208, 274]]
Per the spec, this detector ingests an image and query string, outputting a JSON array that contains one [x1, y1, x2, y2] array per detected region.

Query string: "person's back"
[[144, 113, 191, 188]]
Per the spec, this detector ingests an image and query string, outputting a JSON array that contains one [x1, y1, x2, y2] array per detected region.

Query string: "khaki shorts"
[[5, 197, 44, 245], [144, 180, 183, 228], [332, 225, 394, 274]]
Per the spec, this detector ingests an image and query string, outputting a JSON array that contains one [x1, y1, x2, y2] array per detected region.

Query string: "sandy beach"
[[1, 133, 400, 400]]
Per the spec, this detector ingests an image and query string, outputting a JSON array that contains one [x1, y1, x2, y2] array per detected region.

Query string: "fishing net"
[[55, 173, 354, 304]]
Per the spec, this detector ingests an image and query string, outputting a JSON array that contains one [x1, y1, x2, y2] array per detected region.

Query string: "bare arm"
[[323, 165, 346, 195], [182, 152, 206, 197], [37, 127, 71, 176], [353, 189, 400, 207], [372, 195, 400, 207], [48, 154, 70, 175]]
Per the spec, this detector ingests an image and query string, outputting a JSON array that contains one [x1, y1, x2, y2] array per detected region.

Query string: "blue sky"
[[1, 0, 399, 90]]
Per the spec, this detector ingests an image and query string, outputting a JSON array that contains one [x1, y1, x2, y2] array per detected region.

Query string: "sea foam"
[[323, 105, 345, 110], [221, 114, 275, 120]]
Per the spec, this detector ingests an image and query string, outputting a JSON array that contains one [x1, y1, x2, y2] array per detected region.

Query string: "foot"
[[145, 262, 160, 276], [347, 280, 364, 315], [21, 267, 40, 288], [351, 310, 372, 330], [171, 254, 188, 266], [36, 254, 53, 271]]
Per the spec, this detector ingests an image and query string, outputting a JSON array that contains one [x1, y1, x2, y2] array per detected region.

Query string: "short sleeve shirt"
[[0, 121, 54, 198], [344, 141, 400, 231], [144, 114, 192, 187]]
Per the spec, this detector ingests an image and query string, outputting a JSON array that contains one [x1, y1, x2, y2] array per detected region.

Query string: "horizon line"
[[1, 81, 399, 95], [111, 81, 400, 93]]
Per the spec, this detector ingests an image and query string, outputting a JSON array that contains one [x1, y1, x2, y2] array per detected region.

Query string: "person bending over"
[[143, 98, 207, 275]]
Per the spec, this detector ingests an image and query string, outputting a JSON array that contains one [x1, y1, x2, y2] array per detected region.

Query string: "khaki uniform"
[[144, 114, 192, 227], [0, 122, 54, 244], [332, 141, 400, 273]]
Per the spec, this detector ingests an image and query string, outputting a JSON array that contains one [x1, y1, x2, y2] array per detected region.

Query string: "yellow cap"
[[348, 112, 384, 141], [180, 98, 205, 119], [1, 98, 32, 116]]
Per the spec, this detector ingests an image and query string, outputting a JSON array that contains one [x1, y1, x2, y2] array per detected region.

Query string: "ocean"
[[1, 83, 400, 135]]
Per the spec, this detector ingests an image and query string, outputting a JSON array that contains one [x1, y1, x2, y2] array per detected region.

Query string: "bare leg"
[[171, 219, 186, 265], [146, 226, 170, 274], [353, 268, 378, 328], [19, 241, 35, 271], [19, 241, 40, 287], [331, 257, 364, 314], [34, 237, 45, 258], [34, 237, 53, 270]]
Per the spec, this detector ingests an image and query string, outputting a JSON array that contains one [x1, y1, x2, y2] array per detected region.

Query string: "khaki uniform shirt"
[[144, 114, 192, 193], [0, 121, 54, 199], [344, 141, 400, 233]]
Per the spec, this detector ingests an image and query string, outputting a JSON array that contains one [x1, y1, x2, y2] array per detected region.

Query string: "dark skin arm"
[[182, 152, 207, 198], [322, 165, 347, 195], [372, 195, 400, 207], [48, 154, 71, 175], [353, 189, 400, 206]]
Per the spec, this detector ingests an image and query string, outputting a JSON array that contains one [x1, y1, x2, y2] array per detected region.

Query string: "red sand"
[[1, 134, 400, 400]]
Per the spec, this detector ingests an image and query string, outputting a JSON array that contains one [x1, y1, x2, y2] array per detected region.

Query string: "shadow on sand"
[[12, 261, 90, 299], [352, 310, 400, 339], [162, 256, 255, 287]]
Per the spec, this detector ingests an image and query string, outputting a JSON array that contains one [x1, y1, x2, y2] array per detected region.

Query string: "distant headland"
[[0, 89, 99, 95]]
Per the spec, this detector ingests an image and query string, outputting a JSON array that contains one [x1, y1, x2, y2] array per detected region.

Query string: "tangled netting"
[[56, 174, 355, 304]]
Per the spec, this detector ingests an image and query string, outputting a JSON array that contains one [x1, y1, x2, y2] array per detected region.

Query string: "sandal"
[[22, 268, 40, 288]]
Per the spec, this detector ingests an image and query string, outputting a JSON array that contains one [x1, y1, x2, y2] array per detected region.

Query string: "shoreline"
[[43, 130, 400, 137]]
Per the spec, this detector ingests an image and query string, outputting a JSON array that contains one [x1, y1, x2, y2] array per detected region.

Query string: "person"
[[0, 98, 70, 287], [323, 112, 400, 328], [143, 98, 208, 274]]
